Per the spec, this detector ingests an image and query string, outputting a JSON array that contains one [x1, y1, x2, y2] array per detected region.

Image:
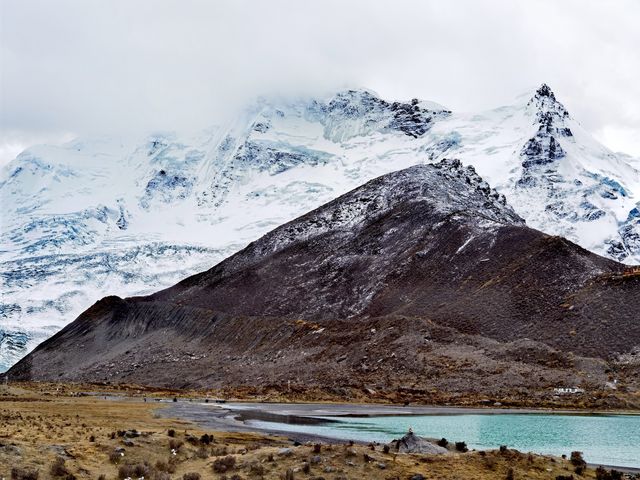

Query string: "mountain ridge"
[[1, 84, 639, 371], [6, 160, 639, 401]]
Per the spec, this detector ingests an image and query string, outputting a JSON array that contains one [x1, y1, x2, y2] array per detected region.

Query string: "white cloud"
[[1, 0, 639, 162]]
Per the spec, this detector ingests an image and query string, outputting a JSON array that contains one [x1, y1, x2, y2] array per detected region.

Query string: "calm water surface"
[[248, 413, 640, 468]]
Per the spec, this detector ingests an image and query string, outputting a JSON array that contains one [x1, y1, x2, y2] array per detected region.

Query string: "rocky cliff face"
[[6, 160, 639, 398]]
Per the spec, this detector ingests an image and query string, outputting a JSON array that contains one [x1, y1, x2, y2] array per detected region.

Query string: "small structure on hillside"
[[553, 386, 585, 395]]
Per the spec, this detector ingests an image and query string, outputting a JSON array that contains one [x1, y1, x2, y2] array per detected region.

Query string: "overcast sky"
[[1, 0, 639, 165]]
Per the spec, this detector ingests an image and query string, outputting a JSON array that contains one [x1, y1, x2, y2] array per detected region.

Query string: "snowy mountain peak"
[[535, 83, 556, 100], [527, 83, 571, 131], [1, 86, 639, 372], [518, 85, 573, 186]]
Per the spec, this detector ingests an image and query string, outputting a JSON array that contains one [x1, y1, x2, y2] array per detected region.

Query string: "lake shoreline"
[[158, 400, 640, 472]]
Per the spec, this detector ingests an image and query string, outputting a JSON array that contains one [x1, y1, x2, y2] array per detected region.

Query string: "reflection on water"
[[248, 413, 640, 468]]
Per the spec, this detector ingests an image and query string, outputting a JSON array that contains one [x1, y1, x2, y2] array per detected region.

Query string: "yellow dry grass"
[[0, 383, 605, 479]]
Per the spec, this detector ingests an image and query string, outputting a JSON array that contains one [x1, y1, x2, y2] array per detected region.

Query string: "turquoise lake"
[[248, 413, 640, 468]]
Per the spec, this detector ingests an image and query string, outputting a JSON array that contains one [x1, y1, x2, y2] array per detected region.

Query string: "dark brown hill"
[[6, 160, 640, 400]]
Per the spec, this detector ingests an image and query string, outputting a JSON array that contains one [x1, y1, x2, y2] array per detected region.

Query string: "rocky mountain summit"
[[6, 160, 639, 402]]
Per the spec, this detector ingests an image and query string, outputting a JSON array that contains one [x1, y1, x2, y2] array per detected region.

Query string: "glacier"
[[1, 85, 639, 371]]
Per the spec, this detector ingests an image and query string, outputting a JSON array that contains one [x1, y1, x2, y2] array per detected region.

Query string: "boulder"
[[389, 431, 448, 454]]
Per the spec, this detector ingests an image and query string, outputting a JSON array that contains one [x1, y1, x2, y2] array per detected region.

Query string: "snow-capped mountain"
[[1, 85, 639, 371]]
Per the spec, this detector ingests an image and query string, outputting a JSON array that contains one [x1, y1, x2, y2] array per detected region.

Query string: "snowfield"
[[1, 85, 639, 371]]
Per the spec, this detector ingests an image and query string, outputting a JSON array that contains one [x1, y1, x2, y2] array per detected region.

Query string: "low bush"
[[212, 455, 236, 473], [117, 465, 135, 480], [282, 469, 295, 480], [455, 441, 468, 452], [570, 450, 586, 474], [183, 473, 200, 480], [50, 457, 69, 477], [437, 438, 448, 448], [133, 463, 151, 478], [570, 451, 585, 467], [169, 438, 184, 451], [250, 462, 265, 475], [117, 463, 151, 480], [109, 450, 123, 464], [11, 468, 39, 480], [195, 446, 210, 458]]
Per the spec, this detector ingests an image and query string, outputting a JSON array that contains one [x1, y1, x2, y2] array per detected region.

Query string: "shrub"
[[89, 435, 95, 442], [437, 438, 448, 448], [212, 446, 229, 456], [196, 446, 209, 458], [250, 462, 265, 475], [200, 433, 213, 445], [183, 474, 201, 480], [555, 476, 574, 480], [212, 455, 236, 473], [133, 463, 151, 478], [50, 457, 69, 477], [500, 445, 508, 453], [11, 468, 39, 480], [570, 450, 586, 474], [455, 441, 468, 452], [109, 450, 123, 464], [169, 438, 184, 451], [506, 468, 515, 480], [168, 428, 176, 437], [313, 443, 321, 453], [117, 465, 135, 480], [383, 444, 390, 454], [282, 469, 295, 480], [570, 451, 585, 467], [97, 475, 106, 480]]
